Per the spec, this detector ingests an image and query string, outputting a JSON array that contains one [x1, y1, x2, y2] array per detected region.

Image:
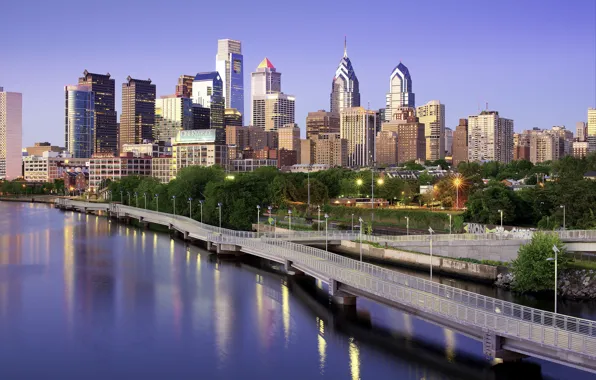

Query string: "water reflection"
[[349, 337, 361, 380]]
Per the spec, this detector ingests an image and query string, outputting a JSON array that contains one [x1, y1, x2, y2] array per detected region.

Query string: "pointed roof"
[[257, 57, 275, 69]]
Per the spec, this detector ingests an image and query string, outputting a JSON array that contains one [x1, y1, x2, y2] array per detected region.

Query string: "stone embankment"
[[495, 270, 596, 300]]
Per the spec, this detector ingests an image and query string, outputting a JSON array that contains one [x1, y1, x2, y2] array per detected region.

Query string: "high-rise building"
[[252, 93, 295, 131], [278, 124, 301, 154], [120, 77, 156, 150], [340, 107, 375, 167], [445, 127, 453, 156], [513, 132, 531, 161], [224, 108, 242, 127], [550, 125, 573, 158], [394, 116, 426, 164], [330, 38, 360, 114], [175, 75, 194, 98], [588, 108, 596, 137], [300, 138, 315, 165], [306, 110, 340, 140], [524, 129, 559, 164], [452, 119, 468, 167], [251, 58, 281, 121], [577, 121, 587, 142], [314, 133, 347, 167], [385, 62, 415, 121], [192, 72, 225, 142], [78, 71, 118, 155], [216, 39, 244, 119], [467, 111, 513, 163], [417, 100, 445, 161], [154, 95, 193, 142], [173, 129, 227, 170], [65, 84, 95, 158], [0, 87, 22, 180], [573, 141, 590, 158], [375, 131, 398, 166], [192, 105, 211, 130]]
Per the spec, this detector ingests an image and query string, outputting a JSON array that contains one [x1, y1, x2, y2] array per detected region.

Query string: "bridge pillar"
[[483, 331, 526, 362], [284, 260, 304, 276], [328, 279, 357, 306], [183, 231, 189, 241]]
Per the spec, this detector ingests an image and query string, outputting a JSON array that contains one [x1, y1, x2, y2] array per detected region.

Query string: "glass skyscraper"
[[65, 84, 95, 158], [192, 72, 225, 143], [385, 62, 415, 121], [330, 39, 360, 114], [216, 39, 244, 122]]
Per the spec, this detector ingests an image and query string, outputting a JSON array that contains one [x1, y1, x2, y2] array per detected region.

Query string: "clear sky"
[[1, 0, 595, 147]]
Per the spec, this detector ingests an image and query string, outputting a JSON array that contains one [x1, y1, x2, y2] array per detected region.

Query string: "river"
[[0, 202, 594, 379]]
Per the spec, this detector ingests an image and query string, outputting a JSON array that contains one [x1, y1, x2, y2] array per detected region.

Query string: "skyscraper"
[[252, 93, 295, 131], [314, 133, 348, 167], [306, 110, 340, 140], [0, 87, 22, 180], [340, 107, 375, 167], [192, 72, 225, 142], [224, 108, 243, 127], [416, 100, 445, 160], [588, 108, 596, 137], [78, 70, 117, 155], [120, 77, 156, 150], [385, 62, 415, 121], [175, 75, 194, 98], [154, 95, 193, 142], [278, 124, 301, 154], [251, 58, 281, 121], [452, 119, 468, 167], [216, 39, 244, 120], [330, 39, 360, 114], [576, 121, 587, 142], [375, 131, 398, 166], [468, 111, 513, 163], [445, 127, 453, 156], [65, 84, 95, 158]]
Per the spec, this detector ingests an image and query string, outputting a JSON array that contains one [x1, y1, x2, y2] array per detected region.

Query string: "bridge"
[[55, 198, 596, 373]]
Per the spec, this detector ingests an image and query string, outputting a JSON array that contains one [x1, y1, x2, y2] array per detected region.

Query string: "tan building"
[[525, 129, 558, 164], [306, 110, 340, 140], [416, 100, 445, 160], [394, 116, 426, 163], [513, 133, 531, 161], [452, 119, 468, 167], [588, 108, 596, 137], [175, 75, 194, 98], [172, 129, 227, 170], [89, 153, 152, 192], [573, 141, 589, 158], [314, 133, 347, 167], [252, 93, 295, 131], [25, 142, 65, 157], [467, 111, 513, 163], [278, 124, 301, 156], [152, 157, 175, 184], [23, 155, 88, 182], [340, 107, 376, 167], [300, 139, 315, 165], [375, 131, 398, 166]]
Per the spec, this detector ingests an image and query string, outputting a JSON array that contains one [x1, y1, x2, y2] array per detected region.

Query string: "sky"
[[1, 0, 595, 147]]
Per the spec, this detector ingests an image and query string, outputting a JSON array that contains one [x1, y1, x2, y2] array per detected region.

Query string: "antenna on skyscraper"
[[485, 101, 488, 110], [344, 35, 347, 57]]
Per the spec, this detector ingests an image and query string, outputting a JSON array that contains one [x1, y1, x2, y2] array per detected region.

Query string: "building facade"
[[278, 124, 300, 153], [573, 141, 589, 158], [251, 58, 281, 122], [78, 71, 118, 155], [192, 72, 225, 142], [576, 121, 587, 142], [452, 119, 468, 167], [175, 75, 194, 98], [467, 111, 513, 163], [252, 93, 295, 131], [23, 154, 88, 183], [306, 110, 340, 140], [445, 127, 453, 156], [0, 88, 22, 180], [216, 39, 244, 119], [224, 108, 242, 127], [25, 142, 65, 157], [121, 141, 171, 157], [340, 107, 375, 167], [513, 132, 531, 161], [385, 62, 415, 121], [89, 153, 152, 191], [588, 108, 596, 137], [120, 77, 156, 151], [154, 96, 193, 142], [395, 117, 426, 164], [65, 84, 95, 158], [528, 129, 559, 163], [172, 129, 227, 170], [330, 39, 360, 114], [416, 100, 445, 160], [300, 138, 315, 165], [314, 133, 347, 167], [375, 131, 398, 166], [152, 156, 175, 183]]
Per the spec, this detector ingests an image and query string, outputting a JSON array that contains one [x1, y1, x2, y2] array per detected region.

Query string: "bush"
[[511, 232, 568, 292]]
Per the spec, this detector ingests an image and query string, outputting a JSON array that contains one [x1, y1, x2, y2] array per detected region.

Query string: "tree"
[[403, 160, 425, 170], [463, 183, 519, 225], [511, 232, 568, 293]]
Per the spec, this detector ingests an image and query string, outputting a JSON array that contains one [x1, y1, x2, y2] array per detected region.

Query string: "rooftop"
[[257, 58, 275, 69]]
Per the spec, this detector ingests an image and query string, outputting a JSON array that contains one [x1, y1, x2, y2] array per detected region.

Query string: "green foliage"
[[511, 232, 569, 293], [456, 257, 508, 267], [463, 183, 521, 225], [403, 160, 425, 170]]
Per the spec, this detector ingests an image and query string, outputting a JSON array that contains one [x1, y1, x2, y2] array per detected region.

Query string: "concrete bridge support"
[[284, 260, 304, 276], [483, 331, 526, 363], [329, 279, 357, 307]]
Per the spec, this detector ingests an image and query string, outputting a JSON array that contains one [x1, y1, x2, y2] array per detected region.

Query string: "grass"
[[456, 257, 509, 267]]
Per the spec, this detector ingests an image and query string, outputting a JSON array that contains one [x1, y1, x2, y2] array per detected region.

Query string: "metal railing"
[[56, 199, 596, 360]]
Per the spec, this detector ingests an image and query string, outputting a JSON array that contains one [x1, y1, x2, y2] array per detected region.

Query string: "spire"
[[344, 36, 347, 57], [257, 57, 275, 69]]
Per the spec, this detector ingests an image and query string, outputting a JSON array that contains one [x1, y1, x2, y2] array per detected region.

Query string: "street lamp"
[[317, 205, 321, 232], [134, 192, 138, 208], [428, 226, 435, 280], [155, 194, 159, 212], [256, 205, 261, 234], [358, 217, 364, 262], [268, 206, 273, 235], [307, 171, 311, 208], [351, 213, 354, 232], [547, 245, 560, 314], [188, 197, 193, 219], [217, 202, 223, 230], [498, 209, 503, 229], [448, 214, 452, 235], [288, 210, 292, 231], [453, 177, 462, 210], [560, 205, 566, 230], [356, 178, 363, 196], [143, 192, 147, 209], [172, 195, 176, 215], [405, 216, 409, 236], [199, 200, 204, 223], [324, 213, 329, 251]]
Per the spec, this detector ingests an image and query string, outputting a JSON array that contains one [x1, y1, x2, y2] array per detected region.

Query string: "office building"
[[330, 38, 360, 114], [395, 116, 426, 164], [306, 110, 340, 140], [525, 129, 559, 163], [121, 141, 171, 158], [89, 153, 152, 191], [417, 100, 445, 161], [300, 139, 315, 165], [513, 133, 531, 161], [1, 88, 24, 179], [172, 129, 227, 170], [550, 125, 573, 158], [65, 84, 95, 158], [152, 157, 175, 184], [445, 127, 453, 156], [216, 39, 244, 119], [385, 62, 415, 121], [154, 95, 193, 142], [252, 93, 295, 131], [573, 141, 590, 158], [78, 71, 117, 155], [314, 133, 347, 167], [251, 58, 281, 121], [375, 131, 398, 166], [120, 77, 156, 151], [175, 75, 194, 98], [192, 72, 225, 141], [23, 153, 88, 183], [588, 108, 596, 137], [452, 119, 468, 167], [192, 105, 210, 130], [577, 121, 587, 142], [278, 124, 300, 153], [467, 111, 513, 163], [229, 159, 277, 172], [25, 142, 65, 157], [340, 107, 375, 167], [224, 108, 242, 127]]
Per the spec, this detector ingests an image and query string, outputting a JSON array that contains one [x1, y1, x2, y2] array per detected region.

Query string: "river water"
[[0, 202, 594, 379]]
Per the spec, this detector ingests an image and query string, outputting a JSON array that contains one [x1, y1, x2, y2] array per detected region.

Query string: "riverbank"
[[0, 195, 57, 204], [495, 270, 596, 300]]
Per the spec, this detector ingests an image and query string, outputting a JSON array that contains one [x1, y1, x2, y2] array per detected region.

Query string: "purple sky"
[[1, 0, 595, 147]]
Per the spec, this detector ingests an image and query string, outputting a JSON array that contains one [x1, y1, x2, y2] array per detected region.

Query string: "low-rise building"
[[229, 159, 277, 172], [89, 153, 152, 191], [23, 153, 88, 182], [573, 141, 590, 158], [172, 129, 227, 170], [285, 164, 330, 173], [152, 157, 175, 183], [64, 171, 89, 192]]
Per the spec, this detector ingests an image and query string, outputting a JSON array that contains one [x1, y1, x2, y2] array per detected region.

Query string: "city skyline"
[[1, 0, 594, 147]]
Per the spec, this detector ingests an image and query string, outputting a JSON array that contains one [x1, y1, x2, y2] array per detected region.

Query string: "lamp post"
[[405, 216, 409, 236], [268, 206, 273, 236], [172, 195, 176, 215], [448, 214, 452, 235], [324, 214, 329, 251], [143, 193, 147, 209], [108, 191, 112, 203], [134, 192, 138, 208], [359, 217, 364, 262], [317, 205, 321, 232], [199, 200, 204, 223], [217, 202, 222, 230], [288, 210, 292, 231], [188, 197, 193, 219], [428, 226, 434, 280], [307, 171, 310, 208], [155, 194, 159, 212], [127, 191, 131, 206], [356, 178, 363, 197], [351, 213, 354, 232], [256, 205, 261, 234], [498, 209, 503, 229], [560, 205, 566, 230], [120, 190, 123, 204], [453, 177, 462, 210], [547, 245, 560, 314]]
